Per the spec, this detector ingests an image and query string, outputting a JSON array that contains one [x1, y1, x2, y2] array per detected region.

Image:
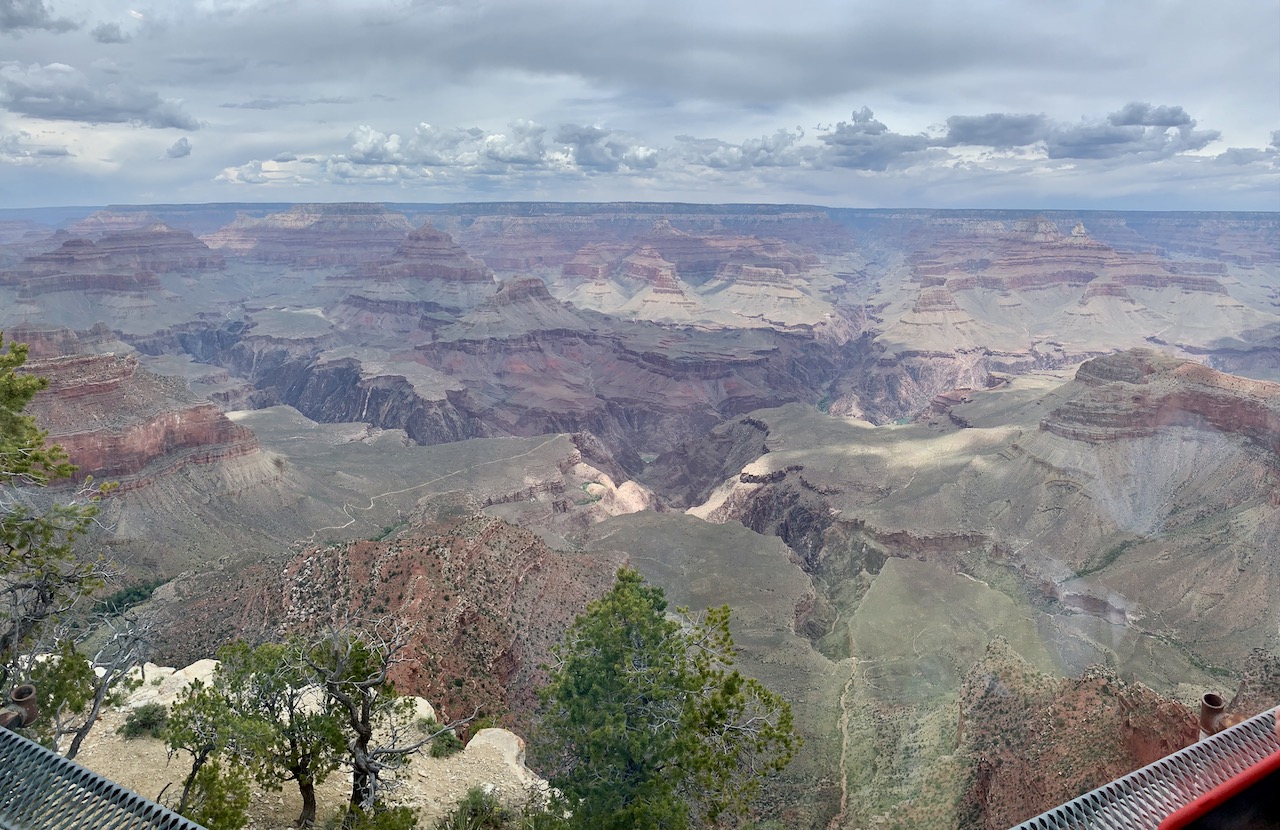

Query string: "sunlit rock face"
[[202, 203, 415, 265], [1043, 349, 1280, 457]]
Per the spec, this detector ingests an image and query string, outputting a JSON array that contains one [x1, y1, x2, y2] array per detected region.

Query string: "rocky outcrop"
[[0, 225, 220, 309], [950, 641, 1197, 829], [202, 203, 414, 265], [359, 224, 492, 285], [149, 516, 623, 725], [1043, 349, 1280, 458], [25, 352, 260, 489], [65, 209, 159, 238], [17, 224, 222, 274], [329, 223, 497, 313], [255, 351, 483, 447], [443, 205, 854, 268]]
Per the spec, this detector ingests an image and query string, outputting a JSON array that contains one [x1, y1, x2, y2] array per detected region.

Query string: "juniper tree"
[[0, 333, 118, 727], [300, 619, 477, 829], [215, 640, 346, 828], [536, 568, 799, 830]]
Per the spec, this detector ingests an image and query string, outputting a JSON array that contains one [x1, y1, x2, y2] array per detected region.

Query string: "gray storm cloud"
[[1, 0, 77, 35], [0, 62, 201, 130], [941, 113, 1050, 148], [0, 0, 1273, 209], [1039, 101, 1219, 160], [90, 22, 130, 44], [818, 108, 931, 171], [165, 137, 192, 159], [1107, 103, 1194, 128]]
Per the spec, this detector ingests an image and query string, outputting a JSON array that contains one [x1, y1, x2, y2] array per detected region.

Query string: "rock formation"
[[202, 203, 414, 265], [25, 351, 259, 489], [147, 516, 623, 725], [327, 223, 497, 316], [1042, 349, 1280, 457]]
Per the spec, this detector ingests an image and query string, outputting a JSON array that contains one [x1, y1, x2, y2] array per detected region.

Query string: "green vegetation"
[[434, 788, 512, 830], [165, 626, 476, 829], [328, 804, 419, 830], [1076, 539, 1136, 577], [182, 758, 253, 830], [425, 720, 464, 758], [0, 333, 138, 759], [93, 578, 166, 617], [535, 568, 799, 830], [118, 702, 168, 739], [1, 334, 109, 683]]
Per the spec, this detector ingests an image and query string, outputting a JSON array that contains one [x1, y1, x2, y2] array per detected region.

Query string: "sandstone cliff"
[[25, 350, 260, 489]]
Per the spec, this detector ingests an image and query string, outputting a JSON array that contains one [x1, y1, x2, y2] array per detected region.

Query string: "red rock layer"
[[620, 245, 682, 290], [26, 352, 259, 488], [952, 640, 1198, 829], [450, 207, 851, 268], [1, 225, 221, 297], [909, 219, 1231, 298], [150, 516, 623, 727], [66, 209, 159, 238], [1042, 349, 1280, 457], [562, 242, 630, 280], [21, 224, 222, 273], [358, 224, 492, 284]]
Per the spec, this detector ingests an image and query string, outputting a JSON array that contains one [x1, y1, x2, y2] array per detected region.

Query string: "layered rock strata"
[[25, 352, 259, 489], [202, 203, 414, 265]]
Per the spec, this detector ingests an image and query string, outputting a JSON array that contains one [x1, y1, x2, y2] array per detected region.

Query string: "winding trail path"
[[299, 435, 566, 544]]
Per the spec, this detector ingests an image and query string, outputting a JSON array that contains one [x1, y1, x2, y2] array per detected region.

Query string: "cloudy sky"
[[2, 0, 1277, 210]]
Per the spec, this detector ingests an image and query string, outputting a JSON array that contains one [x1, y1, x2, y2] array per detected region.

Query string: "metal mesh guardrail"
[[0, 725, 207, 830], [1010, 705, 1279, 830]]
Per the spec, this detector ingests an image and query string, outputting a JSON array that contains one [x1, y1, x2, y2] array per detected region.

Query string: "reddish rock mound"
[[1043, 349, 1280, 458], [952, 640, 1197, 829], [151, 516, 623, 726]]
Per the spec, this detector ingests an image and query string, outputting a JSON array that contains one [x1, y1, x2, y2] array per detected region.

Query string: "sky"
[[1, 0, 1278, 211]]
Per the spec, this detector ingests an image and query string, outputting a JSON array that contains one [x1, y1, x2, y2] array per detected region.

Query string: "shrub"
[[435, 787, 510, 830], [328, 804, 419, 830], [118, 703, 168, 739], [424, 718, 464, 758]]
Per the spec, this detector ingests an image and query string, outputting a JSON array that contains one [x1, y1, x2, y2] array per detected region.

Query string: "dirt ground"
[[75, 705, 545, 829]]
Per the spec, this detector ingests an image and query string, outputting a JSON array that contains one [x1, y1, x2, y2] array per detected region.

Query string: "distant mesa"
[[202, 203, 415, 265], [0, 224, 221, 302], [66, 209, 161, 239], [19, 224, 221, 274], [917, 217, 1228, 296], [327, 223, 497, 321], [358, 224, 493, 286], [1043, 349, 1280, 456]]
